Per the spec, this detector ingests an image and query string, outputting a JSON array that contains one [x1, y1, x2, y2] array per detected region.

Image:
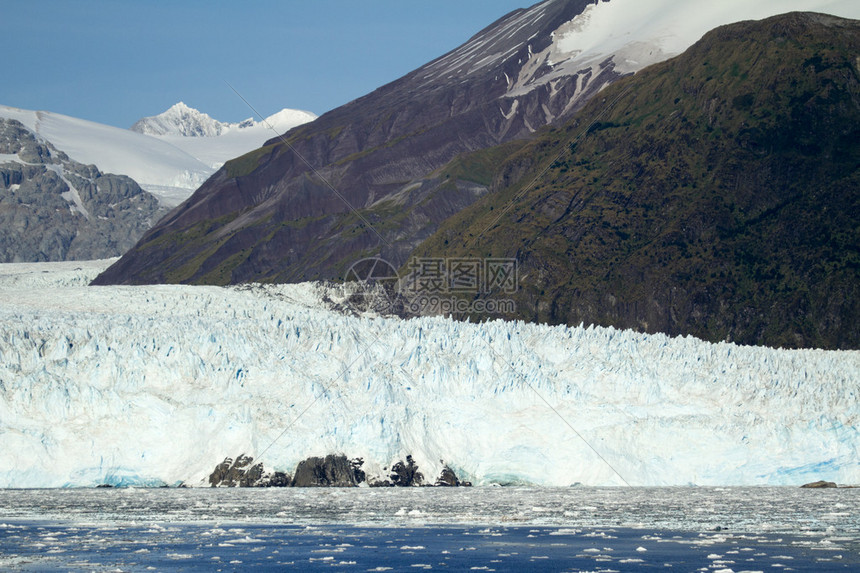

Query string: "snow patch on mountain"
[[132, 102, 317, 169], [506, 0, 860, 97], [131, 102, 235, 137], [0, 260, 857, 488]]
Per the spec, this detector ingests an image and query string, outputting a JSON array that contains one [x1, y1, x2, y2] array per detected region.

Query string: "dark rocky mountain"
[[0, 118, 165, 262], [93, 0, 623, 286], [410, 12, 860, 349]]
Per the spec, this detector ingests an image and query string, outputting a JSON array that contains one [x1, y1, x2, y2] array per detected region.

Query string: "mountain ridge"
[[91, 3, 860, 349], [131, 101, 317, 138], [0, 104, 213, 206], [91, 0, 625, 287]]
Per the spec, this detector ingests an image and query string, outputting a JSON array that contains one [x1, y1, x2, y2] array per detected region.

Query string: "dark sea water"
[[0, 487, 857, 571]]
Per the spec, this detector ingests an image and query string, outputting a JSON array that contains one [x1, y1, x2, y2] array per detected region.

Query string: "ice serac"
[[1, 261, 858, 488]]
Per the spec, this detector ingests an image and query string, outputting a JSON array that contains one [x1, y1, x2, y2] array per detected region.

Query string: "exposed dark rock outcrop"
[[208, 454, 255, 487], [291, 454, 365, 487], [208, 453, 469, 488], [435, 466, 461, 487], [389, 455, 424, 487], [800, 480, 838, 488], [208, 454, 291, 488]]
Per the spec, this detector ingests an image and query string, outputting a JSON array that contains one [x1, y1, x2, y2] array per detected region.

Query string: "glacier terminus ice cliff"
[[0, 260, 857, 488]]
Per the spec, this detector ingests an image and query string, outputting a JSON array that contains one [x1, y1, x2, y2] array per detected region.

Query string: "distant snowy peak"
[[130, 103, 317, 170], [260, 108, 319, 133], [130, 102, 225, 137], [130, 102, 317, 138], [0, 103, 213, 206]]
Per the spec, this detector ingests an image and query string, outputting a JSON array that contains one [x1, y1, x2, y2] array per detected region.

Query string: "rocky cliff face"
[[93, 0, 621, 286], [0, 119, 165, 262]]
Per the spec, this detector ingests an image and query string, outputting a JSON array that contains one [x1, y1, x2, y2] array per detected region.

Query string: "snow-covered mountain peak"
[[130, 102, 228, 137], [134, 103, 317, 169], [259, 108, 318, 131], [131, 102, 317, 139]]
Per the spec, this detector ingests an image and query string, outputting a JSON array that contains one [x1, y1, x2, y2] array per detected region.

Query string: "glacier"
[[0, 260, 857, 488]]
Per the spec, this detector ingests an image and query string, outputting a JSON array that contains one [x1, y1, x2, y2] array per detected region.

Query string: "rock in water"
[[390, 455, 424, 487], [208, 455, 254, 487], [208, 454, 290, 487], [265, 472, 291, 487], [291, 454, 364, 487], [800, 480, 838, 488], [435, 466, 461, 487]]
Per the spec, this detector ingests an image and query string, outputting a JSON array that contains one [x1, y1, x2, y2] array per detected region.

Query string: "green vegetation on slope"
[[410, 13, 860, 349]]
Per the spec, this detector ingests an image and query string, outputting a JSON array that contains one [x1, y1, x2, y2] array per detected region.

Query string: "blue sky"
[[1, 0, 529, 128]]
